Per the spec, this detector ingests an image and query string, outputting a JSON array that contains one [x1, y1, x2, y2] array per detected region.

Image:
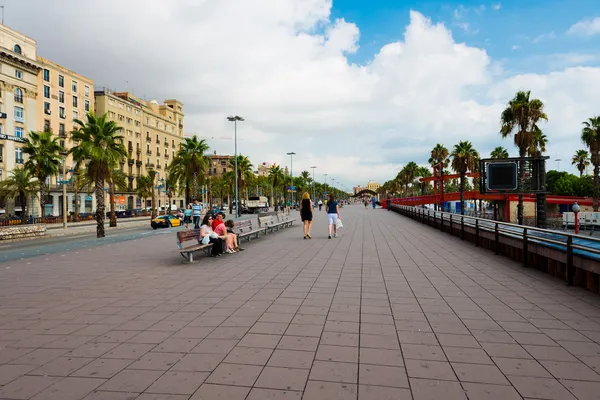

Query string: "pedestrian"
[[300, 192, 313, 239], [371, 196, 377, 209], [184, 204, 193, 230], [318, 199, 323, 211], [326, 193, 340, 239], [387, 194, 391, 211], [192, 199, 202, 229]]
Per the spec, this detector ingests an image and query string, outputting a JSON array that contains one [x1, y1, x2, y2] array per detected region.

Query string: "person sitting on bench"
[[200, 215, 225, 257], [213, 213, 237, 253], [224, 219, 244, 251]]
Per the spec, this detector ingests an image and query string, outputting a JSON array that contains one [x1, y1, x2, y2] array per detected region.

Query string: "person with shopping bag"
[[325, 193, 341, 239]]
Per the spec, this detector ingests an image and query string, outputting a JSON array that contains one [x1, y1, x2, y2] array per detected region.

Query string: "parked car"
[[151, 214, 182, 229]]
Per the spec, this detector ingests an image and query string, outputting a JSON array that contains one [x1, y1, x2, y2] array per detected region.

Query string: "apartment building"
[[94, 90, 185, 210], [207, 152, 234, 178], [0, 25, 41, 216]]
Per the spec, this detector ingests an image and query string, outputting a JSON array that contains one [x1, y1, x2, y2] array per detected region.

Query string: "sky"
[[7, 0, 600, 191]]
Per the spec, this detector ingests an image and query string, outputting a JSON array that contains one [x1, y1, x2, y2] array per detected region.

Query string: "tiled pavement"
[[1, 205, 600, 399]]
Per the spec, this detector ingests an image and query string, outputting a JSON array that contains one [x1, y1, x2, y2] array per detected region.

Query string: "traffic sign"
[[287, 186, 296, 190]]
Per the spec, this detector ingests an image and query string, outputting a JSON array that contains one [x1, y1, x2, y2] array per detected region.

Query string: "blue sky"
[[331, 0, 600, 74]]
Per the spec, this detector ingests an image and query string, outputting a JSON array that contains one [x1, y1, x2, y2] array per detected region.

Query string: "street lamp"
[[227, 115, 244, 218], [287, 152, 296, 208], [573, 202, 581, 234], [310, 166, 316, 201]]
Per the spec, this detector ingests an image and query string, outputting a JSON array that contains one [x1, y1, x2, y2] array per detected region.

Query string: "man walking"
[[192, 199, 202, 229]]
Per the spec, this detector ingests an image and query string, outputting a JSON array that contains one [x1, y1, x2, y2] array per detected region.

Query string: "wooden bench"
[[259, 215, 285, 233], [232, 219, 263, 241], [176, 229, 212, 262], [277, 213, 296, 228]]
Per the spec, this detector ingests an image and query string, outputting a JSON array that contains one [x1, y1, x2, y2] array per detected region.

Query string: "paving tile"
[[405, 359, 457, 381], [401, 344, 447, 361], [0, 375, 62, 399], [277, 335, 319, 351], [562, 380, 600, 400], [409, 378, 467, 400], [98, 369, 164, 393], [303, 380, 357, 399], [268, 349, 315, 369], [137, 395, 189, 400], [360, 334, 400, 349], [0, 364, 36, 385], [170, 353, 226, 372], [223, 346, 273, 365], [255, 366, 309, 391], [436, 333, 480, 348], [508, 375, 577, 400], [101, 342, 155, 359], [205, 362, 263, 386], [190, 338, 238, 354], [246, 388, 302, 399], [285, 323, 323, 337], [82, 391, 139, 400], [153, 337, 201, 353], [443, 347, 493, 365], [309, 360, 358, 383], [72, 358, 133, 378], [30, 377, 105, 400], [127, 352, 183, 370], [359, 348, 404, 367], [540, 360, 600, 381], [451, 362, 510, 385], [190, 383, 250, 399], [237, 333, 281, 349], [316, 344, 358, 363], [29, 355, 93, 376], [358, 385, 412, 400], [320, 332, 359, 347], [493, 357, 552, 377], [145, 371, 209, 394], [359, 364, 409, 388], [462, 382, 522, 400]]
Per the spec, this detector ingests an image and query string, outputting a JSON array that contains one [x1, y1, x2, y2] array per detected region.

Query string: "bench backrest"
[[278, 213, 290, 223], [232, 219, 255, 234], [259, 215, 277, 228], [176, 229, 201, 249]]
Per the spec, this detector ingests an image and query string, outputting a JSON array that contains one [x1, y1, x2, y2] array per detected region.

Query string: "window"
[[58, 75, 64, 88], [146, 117, 150, 124], [84, 85, 90, 98], [15, 148, 23, 164], [44, 119, 50, 132], [44, 102, 51, 114], [14, 88, 23, 103], [118, 114, 124, 121], [73, 110, 78, 121], [118, 102, 124, 109], [58, 91, 64, 103], [43, 69, 50, 82], [126, 106, 131, 112], [109, 111, 115, 118], [15, 70, 23, 79], [60, 140, 65, 148], [59, 106, 65, 119], [84, 100, 90, 112], [73, 96, 78, 107], [15, 127, 23, 138], [72, 80, 78, 93], [44, 85, 50, 99], [14, 107, 24, 123], [59, 124, 65, 136], [13, 44, 21, 54]]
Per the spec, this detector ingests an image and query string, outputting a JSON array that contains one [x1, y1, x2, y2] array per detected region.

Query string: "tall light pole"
[[62, 155, 67, 229], [324, 173, 328, 196], [310, 166, 316, 201], [227, 116, 244, 218], [287, 152, 296, 207]]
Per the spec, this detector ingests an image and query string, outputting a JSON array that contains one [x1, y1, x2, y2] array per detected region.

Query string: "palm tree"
[[73, 112, 127, 238], [500, 90, 548, 225], [135, 175, 153, 210], [582, 117, 600, 211], [228, 155, 253, 201], [22, 130, 64, 222], [415, 166, 431, 195], [168, 136, 209, 204], [572, 149, 590, 177], [451, 141, 479, 215], [429, 144, 449, 210], [107, 169, 128, 226], [403, 162, 419, 196], [528, 127, 549, 228], [490, 146, 509, 159], [68, 132, 89, 223], [268, 165, 285, 209], [0, 168, 38, 224]]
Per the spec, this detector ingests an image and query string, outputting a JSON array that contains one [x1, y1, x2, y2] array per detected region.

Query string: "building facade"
[[94, 90, 186, 210], [37, 56, 94, 217], [206, 152, 233, 178], [0, 25, 41, 216], [257, 162, 274, 177]]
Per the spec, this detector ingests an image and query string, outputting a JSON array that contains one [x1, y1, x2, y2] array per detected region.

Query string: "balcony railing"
[[128, 159, 134, 165], [59, 132, 66, 138], [146, 163, 155, 168], [136, 160, 142, 166], [15, 158, 24, 164], [14, 95, 23, 103], [146, 150, 152, 155], [156, 138, 160, 144], [157, 164, 162, 169]]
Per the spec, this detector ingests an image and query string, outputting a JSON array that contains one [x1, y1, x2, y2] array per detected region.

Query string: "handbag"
[[201, 235, 210, 245], [336, 218, 343, 229]]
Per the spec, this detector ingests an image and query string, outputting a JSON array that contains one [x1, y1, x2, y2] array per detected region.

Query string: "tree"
[[429, 144, 449, 210], [527, 126, 549, 228], [268, 165, 285, 209], [490, 146, 509, 159], [168, 136, 209, 204], [572, 149, 590, 177], [581, 116, 600, 211], [0, 168, 38, 224], [500, 90, 548, 225], [450, 141, 479, 215], [22, 130, 64, 222], [228, 155, 254, 201], [147, 169, 158, 219], [73, 112, 127, 238], [107, 169, 128, 226], [135, 175, 153, 210], [68, 132, 89, 223], [403, 162, 419, 196]]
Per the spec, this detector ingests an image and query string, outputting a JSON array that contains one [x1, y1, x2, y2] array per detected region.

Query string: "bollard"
[[523, 228, 528, 267], [494, 222, 500, 254], [475, 219, 479, 247]]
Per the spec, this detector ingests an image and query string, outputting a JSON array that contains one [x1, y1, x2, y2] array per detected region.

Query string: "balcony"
[[128, 174, 134, 180], [156, 138, 160, 144], [164, 141, 169, 147], [136, 149, 141, 155], [146, 163, 155, 169], [165, 154, 169, 159], [59, 131, 66, 138], [136, 160, 142, 166], [15, 158, 24, 164], [14, 95, 23, 104], [15, 115, 24, 123], [128, 159, 134, 165], [146, 150, 152, 155], [146, 136, 151, 141], [157, 164, 162, 170]]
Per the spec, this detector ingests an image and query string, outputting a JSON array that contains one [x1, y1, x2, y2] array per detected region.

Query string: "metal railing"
[[392, 205, 600, 286]]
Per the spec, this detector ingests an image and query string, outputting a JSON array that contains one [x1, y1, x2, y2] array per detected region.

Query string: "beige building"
[[257, 162, 274, 177], [207, 152, 233, 178], [367, 181, 381, 192], [0, 25, 41, 216], [94, 89, 185, 210], [37, 57, 94, 216]]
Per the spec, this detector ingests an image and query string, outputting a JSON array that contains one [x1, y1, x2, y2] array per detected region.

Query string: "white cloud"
[[492, 3, 501, 11], [8, 1, 600, 186], [567, 17, 600, 36], [512, 45, 520, 50], [531, 31, 556, 43]]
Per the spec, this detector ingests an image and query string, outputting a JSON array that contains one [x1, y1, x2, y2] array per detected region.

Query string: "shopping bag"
[[201, 235, 210, 245], [336, 218, 343, 229]]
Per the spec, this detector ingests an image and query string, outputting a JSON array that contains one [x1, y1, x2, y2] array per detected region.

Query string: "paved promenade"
[[1, 205, 600, 399]]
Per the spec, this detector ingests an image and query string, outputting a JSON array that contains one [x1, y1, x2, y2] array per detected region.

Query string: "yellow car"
[[151, 214, 181, 229]]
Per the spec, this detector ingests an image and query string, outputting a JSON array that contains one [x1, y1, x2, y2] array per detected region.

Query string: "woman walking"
[[183, 204, 193, 230], [300, 192, 313, 239], [326, 193, 340, 239]]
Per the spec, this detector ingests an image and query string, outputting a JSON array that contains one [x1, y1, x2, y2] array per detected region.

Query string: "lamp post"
[[62, 156, 67, 229], [287, 152, 296, 208], [227, 116, 244, 218], [573, 202, 581, 234], [310, 166, 316, 201]]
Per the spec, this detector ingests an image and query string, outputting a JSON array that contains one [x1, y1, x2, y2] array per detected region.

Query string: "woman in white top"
[[200, 215, 225, 257]]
